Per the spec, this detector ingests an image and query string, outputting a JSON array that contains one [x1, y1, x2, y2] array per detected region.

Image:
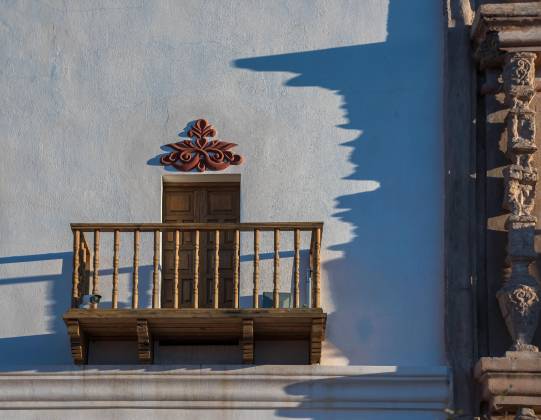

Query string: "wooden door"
[[162, 183, 240, 308]]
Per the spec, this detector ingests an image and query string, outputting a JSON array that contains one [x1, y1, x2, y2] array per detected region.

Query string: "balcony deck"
[[64, 308, 326, 364], [65, 222, 325, 365]]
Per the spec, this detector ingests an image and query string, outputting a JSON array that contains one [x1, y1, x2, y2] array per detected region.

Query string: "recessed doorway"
[[161, 178, 240, 308]]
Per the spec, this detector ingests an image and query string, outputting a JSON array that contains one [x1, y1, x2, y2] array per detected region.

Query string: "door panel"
[[162, 183, 240, 308]]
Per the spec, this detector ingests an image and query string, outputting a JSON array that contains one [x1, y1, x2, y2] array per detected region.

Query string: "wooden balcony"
[[64, 222, 326, 364]]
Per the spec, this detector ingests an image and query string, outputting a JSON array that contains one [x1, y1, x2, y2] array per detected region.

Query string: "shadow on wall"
[[0, 253, 72, 364], [0, 253, 153, 365], [234, 0, 443, 366]]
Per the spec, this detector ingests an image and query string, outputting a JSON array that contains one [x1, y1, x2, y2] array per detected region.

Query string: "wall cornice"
[[0, 365, 449, 411], [472, 2, 541, 51]]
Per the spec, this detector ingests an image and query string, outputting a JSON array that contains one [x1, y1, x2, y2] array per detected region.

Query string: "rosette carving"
[[160, 119, 244, 172]]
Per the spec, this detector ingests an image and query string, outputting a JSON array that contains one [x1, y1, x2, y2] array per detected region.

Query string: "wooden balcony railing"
[[64, 222, 326, 365], [70, 222, 322, 310]]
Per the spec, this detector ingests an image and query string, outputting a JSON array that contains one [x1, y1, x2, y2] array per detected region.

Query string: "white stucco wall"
[[0, 0, 445, 371]]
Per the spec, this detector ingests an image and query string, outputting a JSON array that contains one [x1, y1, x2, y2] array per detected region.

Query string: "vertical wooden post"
[[78, 242, 86, 297], [233, 229, 240, 309], [91, 230, 100, 309], [294, 228, 300, 308], [152, 229, 160, 309], [112, 230, 120, 309], [213, 229, 220, 309], [273, 228, 280, 308], [193, 230, 200, 309], [84, 243, 91, 297], [173, 230, 180, 309], [132, 230, 140, 309], [72, 230, 81, 308], [312, 228, 321, 308], [253, 229, 260, 308]]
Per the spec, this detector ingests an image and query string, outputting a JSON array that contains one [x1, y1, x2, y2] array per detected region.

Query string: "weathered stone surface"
[[0, 365, 449, 412], [476, 354, 541, 415], [472, 2, 541, 50]]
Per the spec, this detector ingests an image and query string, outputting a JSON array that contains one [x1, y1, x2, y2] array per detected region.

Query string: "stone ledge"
[[472, 2, 541, 50], [475, 355, 541, 413], [0, 365, 449, 411]]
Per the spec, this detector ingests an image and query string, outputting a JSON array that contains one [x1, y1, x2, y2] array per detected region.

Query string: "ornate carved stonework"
[[160, 119, 244, 172], [497, 51, 541, 353], [475, 31, 504, 70], [472, 5, 541, 418]]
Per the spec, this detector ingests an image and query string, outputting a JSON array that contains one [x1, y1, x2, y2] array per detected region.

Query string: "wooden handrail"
[[70, 222, 323, 310], [70, 222, 323, 232]]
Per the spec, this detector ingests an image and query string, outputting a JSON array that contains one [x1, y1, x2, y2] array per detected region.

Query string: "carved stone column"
[[499, 51, 540, 353], [472, 2, 541, 419]]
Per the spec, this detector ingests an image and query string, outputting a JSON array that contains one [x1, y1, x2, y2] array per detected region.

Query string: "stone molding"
[[472, 2, 541, 51], [476, 354, 541, 414], [0, 365, 449, 411]]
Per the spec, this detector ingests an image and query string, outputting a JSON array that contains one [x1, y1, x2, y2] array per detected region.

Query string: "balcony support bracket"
[[67, 320, 87, 365], [310, 317, 324, 364], [136, 319, 153, 364], [241, 319, 254, 364]]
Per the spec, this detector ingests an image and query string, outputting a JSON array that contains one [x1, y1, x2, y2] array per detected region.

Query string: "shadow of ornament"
[[160, 119, 244, 172]]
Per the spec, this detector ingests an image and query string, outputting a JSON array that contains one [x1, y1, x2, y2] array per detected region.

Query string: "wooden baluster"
[[78, 241, 86, 299], [91, 230, 100, 309], [152, 229, 160, 309], [273, 228, 280, 308], [112, 230, 120, 309], [72, 230, 81, 308], [233, 229, 240, 309], [193, 230, 200, 309], [294, 228, 300, 308], [213, 229, 220, 309], [173, 230, 180, 309], [253, 229, 260, 308], [132, 230, 140, 309], [312, 228, 321, 308], [85, 242, 92, 297], [81, 241, 91, 298]]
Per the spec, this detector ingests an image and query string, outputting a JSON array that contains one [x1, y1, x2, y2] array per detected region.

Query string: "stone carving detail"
[[475, 31, 504, 70], [160, 119, 244, 172], [498, 52, 541, 353]]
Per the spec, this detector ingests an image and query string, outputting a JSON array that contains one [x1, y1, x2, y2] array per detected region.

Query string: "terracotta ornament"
[[160, 119, 244, 172]]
